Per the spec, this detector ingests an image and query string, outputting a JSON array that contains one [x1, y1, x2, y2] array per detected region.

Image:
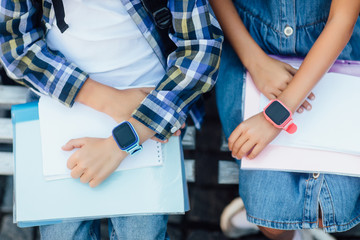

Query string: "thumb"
[[62, 138, 86, 151]]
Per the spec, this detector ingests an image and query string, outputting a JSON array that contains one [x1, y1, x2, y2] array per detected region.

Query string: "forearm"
[[76, 78, 153, 123], [209, 0, 267, 71], [278, 0, 360, 113]]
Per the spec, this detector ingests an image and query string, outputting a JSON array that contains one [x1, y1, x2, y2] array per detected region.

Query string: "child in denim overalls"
[[210, 0, 360, 239]]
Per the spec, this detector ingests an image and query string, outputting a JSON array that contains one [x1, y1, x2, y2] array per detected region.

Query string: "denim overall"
[[216, 0, 360, 232]]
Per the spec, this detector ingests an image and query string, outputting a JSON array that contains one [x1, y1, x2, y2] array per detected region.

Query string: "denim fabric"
[[40, 215, 169, 240], [216, 0, 360, 233]]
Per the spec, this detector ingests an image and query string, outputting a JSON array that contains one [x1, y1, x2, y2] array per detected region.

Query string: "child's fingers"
[[228, 125, 244, 150], [235, 139, 255, 159], [80, 170, 94, 184], [62, 138, 86, 151], [301, 100, 312, 111], [89, 178, 100, 188], [266, 93, 277, 100], [88, 170, 108, 188], [273, 89, 282, 98], [88, 159, 119, 188], [297, 107, 304, 113], [231, 136, 248, 159], [70, 165, 84, 179], [285, 64, 298, 76], [247, 143, 264, 159], [278, 82, 288, 91], [67, 150, 80, 169], [150, 136, 168, 143], [307, 92, 315, 100]]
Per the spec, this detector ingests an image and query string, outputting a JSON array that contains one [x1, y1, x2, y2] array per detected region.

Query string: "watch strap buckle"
[[127, 144, 143, 155]]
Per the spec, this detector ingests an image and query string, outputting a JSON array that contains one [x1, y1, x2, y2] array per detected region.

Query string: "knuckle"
[[77, 162, 87, 170]]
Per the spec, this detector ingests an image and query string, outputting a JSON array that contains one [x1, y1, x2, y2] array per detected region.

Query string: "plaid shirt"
[[0, 0, 223, 140]]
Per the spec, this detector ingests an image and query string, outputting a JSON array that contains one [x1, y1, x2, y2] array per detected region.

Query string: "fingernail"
[[298, 108, 303, 113], [306, 106, 311, 110]]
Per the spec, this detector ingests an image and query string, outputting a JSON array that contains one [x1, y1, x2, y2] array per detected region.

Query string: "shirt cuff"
[[52, 64, 89, 108], [132, 91, 187, 140]]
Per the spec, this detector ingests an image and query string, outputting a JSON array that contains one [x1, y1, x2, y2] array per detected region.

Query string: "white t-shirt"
[[46, 0, 165, 88]]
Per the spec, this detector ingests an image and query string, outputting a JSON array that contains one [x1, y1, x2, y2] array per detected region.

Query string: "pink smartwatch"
[[263, 99, 297, 134]]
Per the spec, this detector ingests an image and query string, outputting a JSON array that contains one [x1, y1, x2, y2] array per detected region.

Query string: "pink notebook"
[[241, 56, 360, 177]]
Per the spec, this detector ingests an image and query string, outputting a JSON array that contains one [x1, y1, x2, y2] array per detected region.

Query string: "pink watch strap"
[[285, 123, 297, 134]]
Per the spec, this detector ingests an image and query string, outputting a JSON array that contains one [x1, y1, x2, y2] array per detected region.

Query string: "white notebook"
[[12, 102, 188, 227], [259, 72, 360, 155], [39, 95, 163, 180], [241, 57, 360, 176]]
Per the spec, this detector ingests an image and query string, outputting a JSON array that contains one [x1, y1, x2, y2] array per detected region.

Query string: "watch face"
[[113, 122, 137, 149], [265, 101, 290, 125]]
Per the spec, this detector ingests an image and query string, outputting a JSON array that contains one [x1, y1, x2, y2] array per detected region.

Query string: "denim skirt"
[[216, 0, 360, 232]]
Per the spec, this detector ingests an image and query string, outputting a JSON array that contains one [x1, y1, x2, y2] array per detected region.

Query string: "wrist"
[[106, 135, 128, 159], [128, 118, 155, 144], [263, 99, 297, 134], [243, 49, 269, 73]]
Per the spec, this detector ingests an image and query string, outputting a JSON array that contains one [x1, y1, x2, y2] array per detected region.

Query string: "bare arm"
[[278, 0, 360, 112], [209, 0, 266, 71], [209, 0, 314, 111], [75, 78, 154, 123], [228, 0, 360, 159]]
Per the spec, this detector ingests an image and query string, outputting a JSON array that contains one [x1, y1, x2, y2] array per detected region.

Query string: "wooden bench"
[[218, 133, 239, 184], [0, 85, 28, 175]]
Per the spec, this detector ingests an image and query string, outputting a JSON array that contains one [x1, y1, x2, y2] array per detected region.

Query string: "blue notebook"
[[12, 102, 189, 227]]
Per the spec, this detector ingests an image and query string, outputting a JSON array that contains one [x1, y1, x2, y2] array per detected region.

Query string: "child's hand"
[[250, 56, 314, 114], [63, 136, 127, 187], [228, 113, 281, 160], [250, 56, 296, 99]]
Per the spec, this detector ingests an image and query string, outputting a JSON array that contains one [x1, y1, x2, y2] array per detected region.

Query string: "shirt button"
[[284, 26, 294, 37], [171, 126, 178, 133], [313, 173, 320, 179]]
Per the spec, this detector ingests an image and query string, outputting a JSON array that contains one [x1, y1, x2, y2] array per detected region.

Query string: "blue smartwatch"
[[112, 121, 143, 155]]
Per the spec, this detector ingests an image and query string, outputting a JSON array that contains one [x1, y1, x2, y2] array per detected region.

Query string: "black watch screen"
[[264, 101, 290, 125], [113, 122, 137, 149]]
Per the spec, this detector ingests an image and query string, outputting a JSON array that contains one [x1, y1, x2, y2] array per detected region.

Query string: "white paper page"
[[39, 95, 162, 180], [260, 72, 360, 155]]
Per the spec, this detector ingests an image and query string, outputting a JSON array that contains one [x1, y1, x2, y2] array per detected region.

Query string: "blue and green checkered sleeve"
[[0, 0, 88, 107], [132, 0, 223, 140]]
